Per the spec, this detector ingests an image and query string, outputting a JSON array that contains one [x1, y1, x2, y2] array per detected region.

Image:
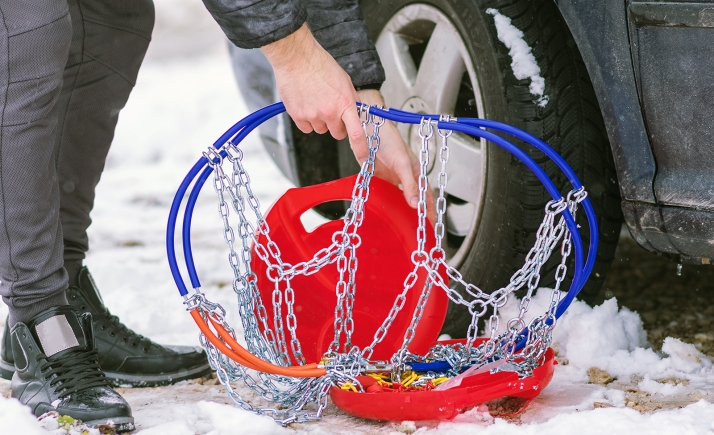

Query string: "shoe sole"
[[84, 416, 135, 433], [105, 363, 213, 388], [0, 358, 13, 380]]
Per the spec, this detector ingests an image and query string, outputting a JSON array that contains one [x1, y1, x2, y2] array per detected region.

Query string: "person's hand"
[[262, 24, 435, 221], [356, 90, 436, 222], [261, 24, 368, 158]]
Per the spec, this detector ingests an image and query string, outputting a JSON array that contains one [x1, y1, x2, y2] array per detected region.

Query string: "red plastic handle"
[[274, 175, 358, 219]]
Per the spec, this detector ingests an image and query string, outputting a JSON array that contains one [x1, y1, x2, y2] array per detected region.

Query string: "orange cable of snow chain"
[[190, 309, 326, 378], [190, 309, 263, 371], [200, 311, 322, 373], [206, 312, 325, 377], [208, 314, 321, 372]]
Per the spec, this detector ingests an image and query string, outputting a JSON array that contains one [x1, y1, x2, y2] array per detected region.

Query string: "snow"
[[486, 9, 549, 108], [3, 1, 714, 434], [435, 401, 714, 435], [0, 396, 48, 435], [129, 401, 287, 435]]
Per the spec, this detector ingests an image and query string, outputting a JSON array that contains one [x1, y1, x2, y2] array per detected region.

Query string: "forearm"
[[260, 23, 318, 70]]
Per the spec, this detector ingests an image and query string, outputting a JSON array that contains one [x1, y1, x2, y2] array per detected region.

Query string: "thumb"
[[396, 156, 420, 209]]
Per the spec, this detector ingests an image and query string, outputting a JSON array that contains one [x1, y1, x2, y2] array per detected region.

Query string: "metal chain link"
[[189, 106, 589, 424]]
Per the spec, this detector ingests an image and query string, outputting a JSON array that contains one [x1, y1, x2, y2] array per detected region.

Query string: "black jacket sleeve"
[[303, 0, 385, 88], [202, 0, 385, 88], [201, 0, 308, 49]]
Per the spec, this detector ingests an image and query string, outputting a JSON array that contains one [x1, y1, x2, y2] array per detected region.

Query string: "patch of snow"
[[499, 291, 714, 384], [486, 8, 549, 107], [394, 420, 417, 434], [134, 421, 195, 435], [0, 396, 48, 435], [435, 400, 714, 434], [638, 377, 686, 396], [603, 388, 627, 407], [555, 300, 714, 383], [662, 337, 712, 372], [197, 401, 288, 435], [132, 402, 286, 435]]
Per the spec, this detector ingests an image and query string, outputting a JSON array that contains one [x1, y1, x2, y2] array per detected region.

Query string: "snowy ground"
[[4, 2, 714, 434]]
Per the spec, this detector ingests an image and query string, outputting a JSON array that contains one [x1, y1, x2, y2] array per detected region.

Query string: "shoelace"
[[69, 285, 155, 350], [102, 310, 154, 350], [38, 349, 110, 398]]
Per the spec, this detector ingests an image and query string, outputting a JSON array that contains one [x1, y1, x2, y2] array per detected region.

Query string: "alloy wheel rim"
[[376, 4, 487, 269]]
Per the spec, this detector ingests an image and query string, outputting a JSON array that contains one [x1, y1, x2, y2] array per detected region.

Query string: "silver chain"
[[188, 107, 588, 424]]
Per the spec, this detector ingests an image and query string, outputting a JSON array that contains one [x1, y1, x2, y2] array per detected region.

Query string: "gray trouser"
[[0, 0, 154, 324]]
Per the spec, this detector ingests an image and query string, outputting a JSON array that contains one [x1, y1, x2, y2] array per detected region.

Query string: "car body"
[[555, 0, 714, 264]]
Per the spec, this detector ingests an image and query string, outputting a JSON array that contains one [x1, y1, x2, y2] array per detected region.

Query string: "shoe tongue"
[[77, 267, 105, 313], [28, 306, 88, 358]]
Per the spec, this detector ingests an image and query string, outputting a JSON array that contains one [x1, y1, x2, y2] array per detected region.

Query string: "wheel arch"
[[552, 0, 656, 204]]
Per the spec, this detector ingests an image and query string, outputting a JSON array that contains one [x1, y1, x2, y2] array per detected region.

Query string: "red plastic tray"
[[329, 339, 555, 421], [252, 175, 449, 364]]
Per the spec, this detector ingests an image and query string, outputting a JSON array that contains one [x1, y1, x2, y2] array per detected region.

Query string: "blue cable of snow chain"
[[167, 103, 284, 295], [179, 113, 583, 298], [168, 102, 590, 309], [167, 102, 597, 338], [181, 106, 287, 290], [168, 157, 206, 296]]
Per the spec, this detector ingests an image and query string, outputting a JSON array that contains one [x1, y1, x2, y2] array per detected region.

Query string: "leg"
[[0, 1, 73, 325], [50, 0, 211, 386], [56, 0, 154, 276], [0, 3, 134, 429], [0, 0, 210, 388]]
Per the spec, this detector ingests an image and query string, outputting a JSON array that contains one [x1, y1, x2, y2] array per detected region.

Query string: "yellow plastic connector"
[[431, 377, 449, 386], [340, 382, 358, 392], [400, 371, 419, 387]]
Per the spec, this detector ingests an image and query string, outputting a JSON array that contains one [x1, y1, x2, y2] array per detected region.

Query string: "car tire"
[[357, 0, 623, 336]]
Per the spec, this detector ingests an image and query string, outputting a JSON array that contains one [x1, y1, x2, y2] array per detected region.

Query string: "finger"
[[395, 156, 420, 209], [311, 120, 329, 135], [293, 119, 314, 134], [426, 187, 437, 225], [325, 116, 348, 141]]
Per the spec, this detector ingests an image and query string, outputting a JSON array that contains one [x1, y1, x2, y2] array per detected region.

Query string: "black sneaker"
[[1, 267, 212, 387], [0, 322, 14, 380], [10, 306, 134, 432]]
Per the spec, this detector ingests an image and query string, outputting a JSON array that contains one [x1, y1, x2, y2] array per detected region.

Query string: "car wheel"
[[359, 0, 623, 336]]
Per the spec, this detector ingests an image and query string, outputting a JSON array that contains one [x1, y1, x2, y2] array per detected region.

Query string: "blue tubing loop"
[[168, 157, 207, 296], [167, 103, 286, 295], [182, 165, 214, 289], [167, 102, 597, 340], [181, 107, 289, 289]]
